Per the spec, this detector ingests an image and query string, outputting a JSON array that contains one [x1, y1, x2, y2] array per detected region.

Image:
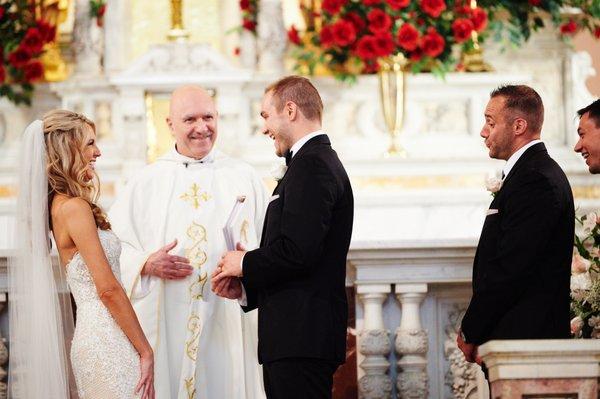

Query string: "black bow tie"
[[284, 150, 292, 166]]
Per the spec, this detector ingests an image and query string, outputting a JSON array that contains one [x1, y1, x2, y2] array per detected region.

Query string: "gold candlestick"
[[167, 0, 190, 42], [461, 0, 493, 72], [378, 54, 408, 157]]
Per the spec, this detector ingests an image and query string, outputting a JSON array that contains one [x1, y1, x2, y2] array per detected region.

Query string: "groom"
[[211, 75, 354, 398], [458, 85, 574, 367]]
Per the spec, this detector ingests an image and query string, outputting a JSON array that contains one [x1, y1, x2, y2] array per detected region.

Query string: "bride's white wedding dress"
[[66, 228, 141, 398]]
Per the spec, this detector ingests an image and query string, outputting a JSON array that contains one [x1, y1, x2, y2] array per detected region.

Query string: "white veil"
[[8, 120, 77, 398]]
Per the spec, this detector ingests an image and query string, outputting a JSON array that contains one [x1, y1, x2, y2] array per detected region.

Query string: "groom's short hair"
[[490, 85, 544, 135], [266, 76, 323, 122]]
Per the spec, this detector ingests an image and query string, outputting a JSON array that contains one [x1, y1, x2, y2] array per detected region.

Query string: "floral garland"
[[571, 211, 600, 338], [0, 0, 56, 105], [90, 0, 107, 28], [239, 0, 258, 34]]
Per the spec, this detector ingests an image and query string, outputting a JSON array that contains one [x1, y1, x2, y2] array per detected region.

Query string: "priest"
[[109, 85, 268, 399]]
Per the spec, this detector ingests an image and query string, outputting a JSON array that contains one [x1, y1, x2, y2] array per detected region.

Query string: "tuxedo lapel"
[[501, 142, 547, 188]]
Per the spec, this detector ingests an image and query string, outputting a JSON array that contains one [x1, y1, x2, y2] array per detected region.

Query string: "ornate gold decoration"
[[189, 272, 208, 301], [184, 376, 196, 399], [239, 220, 249, 246], [34, 0, 70, 81], [167, 0, 190, 42], [180, 183, 212, 210], [378, 54, 408, 157], [184, 222, 208, 267], [460, 0, 493, 73], [185, 313, 201, 362]]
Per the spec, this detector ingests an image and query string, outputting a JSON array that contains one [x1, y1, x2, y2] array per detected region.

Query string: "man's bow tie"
[[284, 150, 292, 166]]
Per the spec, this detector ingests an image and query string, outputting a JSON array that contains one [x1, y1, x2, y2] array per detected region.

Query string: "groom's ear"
[[285, 101, 298, 121], [513, 117, 528, 136]]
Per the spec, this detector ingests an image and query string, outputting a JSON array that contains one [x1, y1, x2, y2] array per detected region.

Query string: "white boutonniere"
[[485, 176, 503, 197], [270, 162, 287, 182]]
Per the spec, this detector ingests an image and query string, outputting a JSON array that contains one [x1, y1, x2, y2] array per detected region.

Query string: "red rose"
[[528, 0, 542, 6], [332, 20, 356, 47], [345, 12, 366, 32], [322, 0, 346, 15], [239, 0, 251, 10], [0, 7, 5, 20], [287, 25, 301, 45], [363, 61, 380, 74], [373, 32, 395, 57], [367, 8, 392, 34], [37, 20, 57, 43], [594, 26, 600, 39], [409, 47, 423, 61], [560, 20, 577, 35], [364, 0, 381, 5], [242, 19, 256, 32], [420, 28, 445, 57], [233, 47, 240, 56], [420, 0, 446, 18], [397, 23, 419, 51], [98, 4, 106, 17], [22, 28, 44, 53], [387, 0, 410, 10], [8, 48, 31, 68], [354, 36, 377, 60], [470, 7, 487, 32], [23, 61, 44, 82], [320, 25, 335, 48], [452, 18, 474, 43], [0, 64, 5, 83]]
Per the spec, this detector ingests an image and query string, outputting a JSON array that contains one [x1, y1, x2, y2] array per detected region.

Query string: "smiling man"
[[458, 85, 574, 379], [109, 85, 268, 399], [575, 99, 600, 174], [211, 76, 354, 399]]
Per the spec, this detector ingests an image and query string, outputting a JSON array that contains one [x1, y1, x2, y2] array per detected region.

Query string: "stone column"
[[395, 284, 428, 399], [73, 0, 104, 76], [257, 0, 286, 74], [357, 284, 392, 399]]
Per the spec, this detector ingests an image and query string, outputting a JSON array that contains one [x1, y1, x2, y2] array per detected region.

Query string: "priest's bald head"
[[167, 85, 218, 160]]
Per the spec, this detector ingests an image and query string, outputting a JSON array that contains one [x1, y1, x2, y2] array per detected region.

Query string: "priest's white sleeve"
[[108, 177, 157, 299]]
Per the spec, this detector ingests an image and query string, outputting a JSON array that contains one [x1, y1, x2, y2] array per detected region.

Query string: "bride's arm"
[[61, 198, 153, 359]]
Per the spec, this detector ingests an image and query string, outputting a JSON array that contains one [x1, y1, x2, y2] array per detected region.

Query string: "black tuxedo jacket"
[[461, 143, 574, 345], [241, 134, 354, 365]]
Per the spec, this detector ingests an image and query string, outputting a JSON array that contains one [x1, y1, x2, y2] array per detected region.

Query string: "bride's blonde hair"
[[43, 110, 111, 230]]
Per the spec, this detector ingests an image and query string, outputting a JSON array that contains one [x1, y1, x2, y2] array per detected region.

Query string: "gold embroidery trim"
[[180, 183, 212, 210], [185, 312, 201, 362], [184, 376, 196, 399]]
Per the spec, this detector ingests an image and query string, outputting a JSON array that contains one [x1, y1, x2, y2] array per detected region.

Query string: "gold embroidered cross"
[[180, 183, 211, 210]]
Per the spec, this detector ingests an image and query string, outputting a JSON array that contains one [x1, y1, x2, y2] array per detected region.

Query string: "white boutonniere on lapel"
[[270, 162, 287, 182], [485, 176, 503, 198]]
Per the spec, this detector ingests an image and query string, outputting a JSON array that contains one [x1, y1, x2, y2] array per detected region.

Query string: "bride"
[[9, 110, 155, 398]]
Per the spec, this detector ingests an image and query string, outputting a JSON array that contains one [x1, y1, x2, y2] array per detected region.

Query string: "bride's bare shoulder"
[[52, 195, 94, 226]]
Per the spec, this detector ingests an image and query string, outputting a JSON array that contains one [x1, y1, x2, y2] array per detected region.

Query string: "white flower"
[[571, 316, 584, 335], [270, 162, 287, 181], [485, 176, 503, 194], [588, 315, 600, 329], [572, 253, 592, 274], [571, 272, 593, 292], [583, 212, 599, 233]]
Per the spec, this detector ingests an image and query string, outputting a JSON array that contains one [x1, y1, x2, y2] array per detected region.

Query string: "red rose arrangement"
[[1, 1, 57, 105], [239, 0, 258, 34], [289, 0, 491, 81]]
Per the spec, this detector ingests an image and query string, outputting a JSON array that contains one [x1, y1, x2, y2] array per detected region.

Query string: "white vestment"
[[109, 148, 268, 399]]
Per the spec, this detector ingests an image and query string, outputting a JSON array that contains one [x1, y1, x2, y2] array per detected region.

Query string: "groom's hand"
[[212, 243, 246, 284], [456, 328, 478, 363], [142, 239, 193, 280], [211, 277, 243, 299]]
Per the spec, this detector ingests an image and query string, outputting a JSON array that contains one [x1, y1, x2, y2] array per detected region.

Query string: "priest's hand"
[[142, 239, 193, 280], [211, 276, 243, 300], [211, 243, 246, 284], [457, 328, 478, 363]]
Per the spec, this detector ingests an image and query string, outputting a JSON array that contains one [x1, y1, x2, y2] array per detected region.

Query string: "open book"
[[223, 195, 248, 250]]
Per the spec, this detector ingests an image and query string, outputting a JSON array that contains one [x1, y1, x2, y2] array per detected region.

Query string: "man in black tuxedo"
[[458, 85, 574, 366], [574, 99, 600, 174], [211, 75, 354, 399]]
